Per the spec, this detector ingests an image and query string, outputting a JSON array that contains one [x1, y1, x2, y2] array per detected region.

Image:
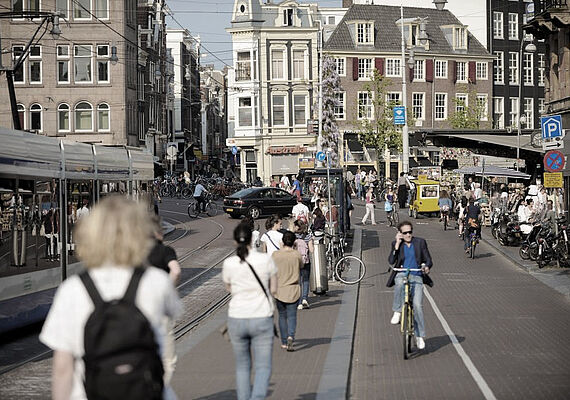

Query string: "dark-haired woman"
[[260, 214, 283, 257], [222, 224, 278, 400]]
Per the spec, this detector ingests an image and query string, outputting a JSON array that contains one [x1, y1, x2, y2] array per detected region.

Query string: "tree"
[[320, 56, 342, 166], [448, 85, 487, 129]]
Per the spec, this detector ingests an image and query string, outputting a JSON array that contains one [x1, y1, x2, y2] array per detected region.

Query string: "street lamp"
[[433, 0, 448, 11], [516, 36, 537, 170]]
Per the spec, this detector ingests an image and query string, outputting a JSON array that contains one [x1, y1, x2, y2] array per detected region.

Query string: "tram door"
[[66, 180, 94, 265]]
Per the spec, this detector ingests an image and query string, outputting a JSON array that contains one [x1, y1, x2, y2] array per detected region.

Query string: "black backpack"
[[79, 268, 164, 400]]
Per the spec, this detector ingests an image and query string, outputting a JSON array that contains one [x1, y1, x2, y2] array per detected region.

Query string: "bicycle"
[[386, 202, 399, 227], [441, 209, 450, 231], [334, 254, 366, 284], [466, 230, 479, 259], [187, 193, 217, 218], [392, 265, 424, 359]]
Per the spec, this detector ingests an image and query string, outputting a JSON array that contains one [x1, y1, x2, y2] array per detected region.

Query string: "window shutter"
[[469, 61, 476, 83], [375, 57, 385, 75], [451, 61, 457, 83], [426, 59, 434, 82], [352, 57, 359, 81]]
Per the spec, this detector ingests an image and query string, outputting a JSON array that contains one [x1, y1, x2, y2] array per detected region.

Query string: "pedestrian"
[[361, 186, 377, 225], [292, 175, 302, 200], [260, 214, 283, 257], [387, 221, 433, 350], [293, 220, 313, 310], [240, 216, 261, 252], [76, 198, 90, 220], [292, 197, 310, 223], [397, 172, 408, 209], [193, 178, 208, 212], [280, 174, 291, 190], [222, 223, 278, 400], [39, 196, 182, 400], [355, 168, 362, 200], [272, 231, 303, 351]]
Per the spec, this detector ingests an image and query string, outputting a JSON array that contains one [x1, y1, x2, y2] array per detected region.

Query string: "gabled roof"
[[325, 4, 489, 57]]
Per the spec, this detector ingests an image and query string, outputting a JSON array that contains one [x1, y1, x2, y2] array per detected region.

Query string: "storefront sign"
[[266, 146, 307, 155], [299, 158, 315, 169], [543, 172, 563, 188]]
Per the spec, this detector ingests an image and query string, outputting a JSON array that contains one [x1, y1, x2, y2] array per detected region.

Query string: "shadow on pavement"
[[473, 252, 495, 259], [361, 230, 380, 251], [193, 390, 236, 400], [308, 299, 342, 309], [426, 334, 465, 354], [293, 336, 332, 351], [295, 393, 317, 400]]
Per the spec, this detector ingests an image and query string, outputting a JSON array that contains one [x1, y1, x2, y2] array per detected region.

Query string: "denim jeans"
[[276, 300, 298, 344], [227, 317, 274, 400], [392, 273, 425, 338], [299, 265, 310, 302]]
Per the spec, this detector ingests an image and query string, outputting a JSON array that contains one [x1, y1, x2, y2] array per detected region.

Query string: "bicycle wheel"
[[470, 238, 476, 259], [206, 202, 217, 217], [444, 216, 447, 231], [393, 211, 399, 225], [187, 201, 199, 218], [402, 305, 412, 360], [334, 255, 366, 284]]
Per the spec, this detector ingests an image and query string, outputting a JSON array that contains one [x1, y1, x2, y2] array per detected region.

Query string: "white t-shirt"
[[222, 252, 277, 319], [76, 206, 90, 220], [292, 202, 310, 220], [260, 230, 283, 257], [39, 265, 182, 400], [250, 230, 261, 252]]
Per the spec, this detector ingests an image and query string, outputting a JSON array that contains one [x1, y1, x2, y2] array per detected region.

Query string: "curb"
[[480, 230, 536, 273]]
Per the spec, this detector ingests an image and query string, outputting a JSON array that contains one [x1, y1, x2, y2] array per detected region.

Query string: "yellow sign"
[[418, 174, 428, 181], [299, 157, 315, 169], [544, 172, 563, 188]]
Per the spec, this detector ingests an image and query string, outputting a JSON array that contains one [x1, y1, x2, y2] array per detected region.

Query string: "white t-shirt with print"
[[260, 230, 283, 257], [39, 265, 182, 400], [222, 252, 277, 319]]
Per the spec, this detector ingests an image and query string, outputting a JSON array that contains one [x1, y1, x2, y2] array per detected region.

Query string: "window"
[[538, 98, 545, 116], [493, 97, 504, 129], [357, 92, 373, 120], [524, 98, 534, 129], [238, 97, 252, 127], [236, 51, 251, 81], [386, 58, 401, 77], [58, 103, 70, 132], [386, 92, 401, 107], [454, 27, 466, 49], [358, 58, 372, 80], [56, 0, 68, 18], [456, 61, 467, 82], [74, 0, 91, 19], [29, 45, 41, 84], [357, 22, 373, 44], [74, 45, 93, 83], [412, 93, 424, 120], [293, 95, 306, 125], [98, 103, 110, 131], [95, 0, 108, 19], [272, 95, 286, 126], [538, 54, 546, 86], [57, 45, 69, 83], [493, 12, 503, 39], [271, 49, 284, 80], [328, 16, 335, 25], [97, 45, 109, 83], [283, 8, 293, 26], [476, 62, 488, 80], [334, 92, 345, 120], [12, 0, 39, 12], [508, 13, 518, 40], [435, 60, 447, 79], [334, 57, 345, 76], [435, 93, 447, 120], [456, 93, 468, 112], [523, 53, 533, 86], [477, 94, 488, 121], [510, 97, 519, 128], [75, 102, 93, 131], [508, 52, 519, 85], [17, 104, 25, 130], [12, 46, 24, 83], [293, 50, 305, 80], [30, 103, 42, 131], [494, 51, 504, 84], [413, 60, 425, 81]]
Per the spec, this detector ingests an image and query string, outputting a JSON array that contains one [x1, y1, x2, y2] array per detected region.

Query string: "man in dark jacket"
[[387, 221, 433, 350]]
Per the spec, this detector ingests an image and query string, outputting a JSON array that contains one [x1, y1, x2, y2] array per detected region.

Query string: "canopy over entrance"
[[453, 165, 531, 179]]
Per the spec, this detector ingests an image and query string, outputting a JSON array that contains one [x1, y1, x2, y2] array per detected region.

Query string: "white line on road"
[[424, 288, 498, 400]]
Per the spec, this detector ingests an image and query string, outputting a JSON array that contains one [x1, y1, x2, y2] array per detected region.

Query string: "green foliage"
[[448, 85, 487, 129]]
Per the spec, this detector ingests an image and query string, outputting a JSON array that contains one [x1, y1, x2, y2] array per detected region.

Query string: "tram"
[[0, 127, 154, 333]]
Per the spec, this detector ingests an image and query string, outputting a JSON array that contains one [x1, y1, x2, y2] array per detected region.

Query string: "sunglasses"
[[400, 231, 413, 235]]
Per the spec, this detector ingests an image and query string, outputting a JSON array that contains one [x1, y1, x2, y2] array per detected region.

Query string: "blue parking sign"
[[316, 151, 326, 162], [393, 106, 406, 125], [541, 115, 563, 139]]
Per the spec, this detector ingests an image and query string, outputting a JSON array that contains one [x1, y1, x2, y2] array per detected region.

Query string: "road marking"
[[424, 288, 497, 400]]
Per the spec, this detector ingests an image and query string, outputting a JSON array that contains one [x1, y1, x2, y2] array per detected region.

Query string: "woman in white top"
[[222, 223, 278, 400], [40, 196, 182, 400], [260, 215, 283, 257]]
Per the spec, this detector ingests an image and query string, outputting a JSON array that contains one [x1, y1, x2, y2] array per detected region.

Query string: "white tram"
[[0, 127, 154, 333]]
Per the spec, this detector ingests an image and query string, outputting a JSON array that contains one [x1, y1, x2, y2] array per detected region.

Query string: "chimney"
[[342, 0, 353, 7]]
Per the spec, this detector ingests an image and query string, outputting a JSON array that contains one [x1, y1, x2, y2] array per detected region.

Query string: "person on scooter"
[[464, 198, 481, 254]]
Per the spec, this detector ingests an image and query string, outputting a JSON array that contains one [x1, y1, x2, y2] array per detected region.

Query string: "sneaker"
[[416, 337, 425, 350], [302, 299, 310, 309], [286, 337, 294, 352], [297, 304, 304, 310], [372, 223, 377, 225], [390, 312, 401, 325]]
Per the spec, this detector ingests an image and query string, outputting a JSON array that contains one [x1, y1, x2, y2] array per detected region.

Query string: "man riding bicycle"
[[438, 190, 453, 224], [193, 179, 208, 212], [463, 197, 481, 253]]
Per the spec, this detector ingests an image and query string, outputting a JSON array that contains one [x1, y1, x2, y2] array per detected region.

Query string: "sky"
[[166, 0, 489, 70]]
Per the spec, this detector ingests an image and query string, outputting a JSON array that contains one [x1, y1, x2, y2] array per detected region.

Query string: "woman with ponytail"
[[222, 223, 278, 400]]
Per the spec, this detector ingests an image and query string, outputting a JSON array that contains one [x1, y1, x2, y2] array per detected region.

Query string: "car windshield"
[[231, 188, 257, 198]]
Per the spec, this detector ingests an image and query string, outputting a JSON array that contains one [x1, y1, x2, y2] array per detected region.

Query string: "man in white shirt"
[[193, 180, 208, 212], [292, 198, 309, 222], [76, 199, 90, 220]]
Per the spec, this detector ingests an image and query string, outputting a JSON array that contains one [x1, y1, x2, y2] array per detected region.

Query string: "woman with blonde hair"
[[40, 195, 182, 400]]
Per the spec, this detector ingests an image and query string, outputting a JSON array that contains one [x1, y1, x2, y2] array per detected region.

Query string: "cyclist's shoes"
[[286, 336, 294, 352], [390, 312, 401, 325], [416, 337, 426, 350], [297, 304, 304, 310], [372, 222, 377, 225], [302, 299, 310, 309]]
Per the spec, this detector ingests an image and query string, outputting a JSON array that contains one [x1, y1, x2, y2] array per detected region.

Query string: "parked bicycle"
[[187, 192, 218, 218]]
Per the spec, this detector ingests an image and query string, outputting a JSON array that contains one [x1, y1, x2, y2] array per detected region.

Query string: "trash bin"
[[310, 240, 328, 295]]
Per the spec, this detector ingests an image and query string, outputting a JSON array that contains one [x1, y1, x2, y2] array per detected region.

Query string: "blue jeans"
[[299, 265, 310, 302], [392, 274, 425, 338], [276, 300, 298, 344], [228, 317, 274, 400]]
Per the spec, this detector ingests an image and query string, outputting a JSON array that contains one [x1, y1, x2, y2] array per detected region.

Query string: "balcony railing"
[[538, 0, 568, 12]]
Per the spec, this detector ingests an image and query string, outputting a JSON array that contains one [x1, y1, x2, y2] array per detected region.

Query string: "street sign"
[[393, 106, 406, 125], [542, 137, 565, 151], [299, 157, 315, 169], [543, 150, 566, 172], [231, 146, 238, 155], [541, 115, 563, 139], [166, 145, 178, 157], [316, 151, 326, 162], [543, 172, 563, 188]]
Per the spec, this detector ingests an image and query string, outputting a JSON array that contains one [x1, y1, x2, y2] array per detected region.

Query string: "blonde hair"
[[74, 195, 154, 269]]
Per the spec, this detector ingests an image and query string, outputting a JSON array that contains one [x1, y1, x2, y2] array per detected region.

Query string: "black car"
[[224, 187, 300, 219]]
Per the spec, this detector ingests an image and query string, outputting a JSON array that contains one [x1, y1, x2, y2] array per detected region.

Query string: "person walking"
[[293, 220, 313, 310], [39, 196, 182, 400], [222, 223, 278, 400], [387, 221, 433, 350], [260, 215, 283, 257], [355, 169, 362, 200], [272, 231, 303, 351], [361, 187, 377, 225], [397, 172, 408, 209]]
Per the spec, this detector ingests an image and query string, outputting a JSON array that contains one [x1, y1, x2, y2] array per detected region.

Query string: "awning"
[[432, 133, 541, 153], [410, 157, 434, 168], [453, 165, 531, 179]]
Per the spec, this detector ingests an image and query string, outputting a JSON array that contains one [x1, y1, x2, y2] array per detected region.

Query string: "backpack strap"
[[123, 268, 145, 304], [263, 233, 280, 250], [244, 261, 273, 312], [79, 271, 104, 308]]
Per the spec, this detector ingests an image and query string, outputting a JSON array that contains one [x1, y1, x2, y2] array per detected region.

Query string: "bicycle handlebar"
[[391, 263, 427, 272]]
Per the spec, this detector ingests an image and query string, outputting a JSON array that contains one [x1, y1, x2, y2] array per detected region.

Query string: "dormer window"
[[454, 27, 467, 49], [284, 9, 293, 26], [357, 22, 374, 45]]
